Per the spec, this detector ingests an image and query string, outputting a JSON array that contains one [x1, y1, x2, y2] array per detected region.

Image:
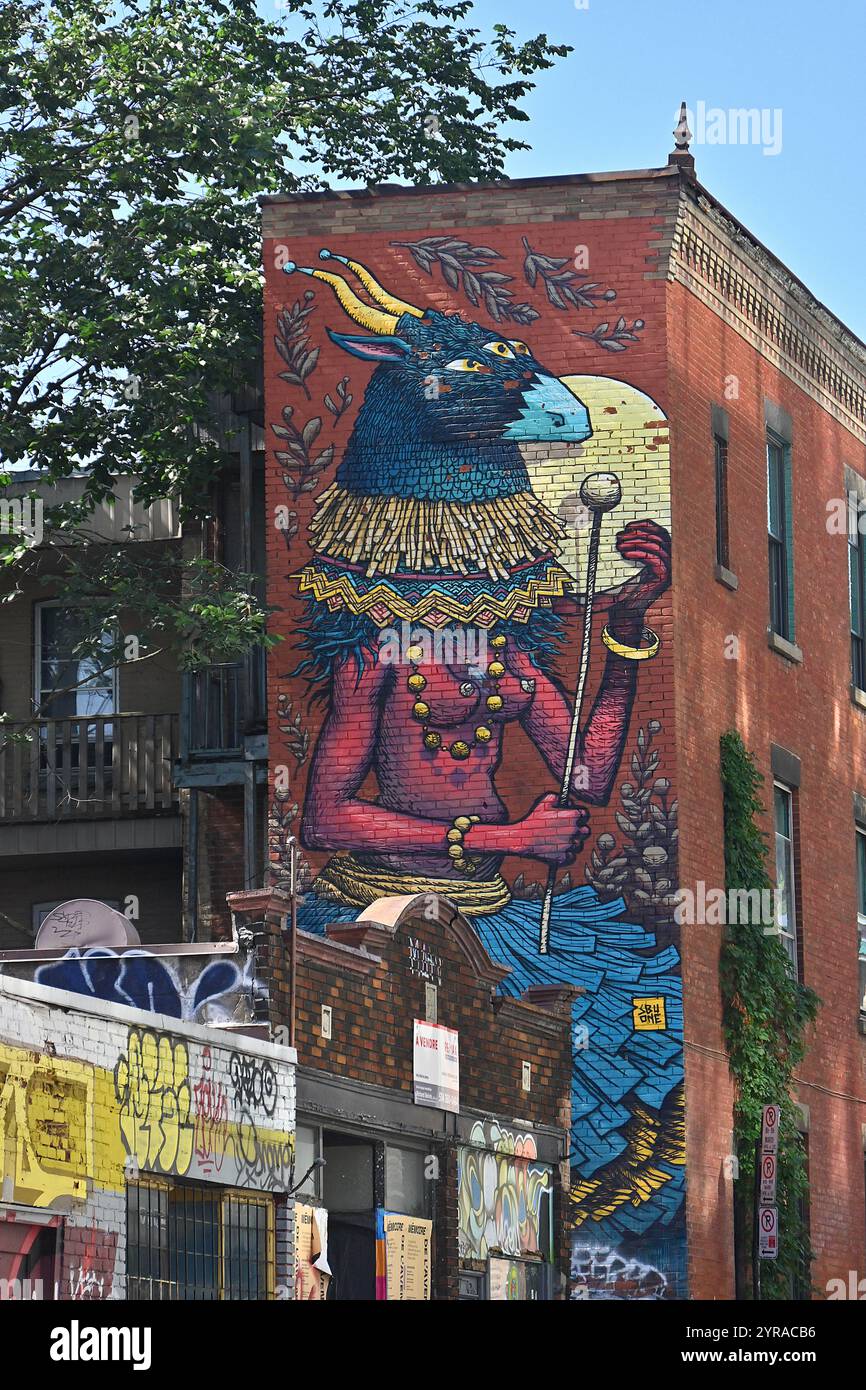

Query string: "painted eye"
[[443, 357, 492, 373], [483, 340, 515, 359], [509, 340, 531, 356]]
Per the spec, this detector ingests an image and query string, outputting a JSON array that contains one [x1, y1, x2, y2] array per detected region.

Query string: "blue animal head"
[[282, 251, 593, 503]]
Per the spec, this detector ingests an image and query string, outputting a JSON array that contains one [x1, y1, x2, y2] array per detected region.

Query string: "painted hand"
[[610, 519, 672, 622], [514, 793, 590, 866]]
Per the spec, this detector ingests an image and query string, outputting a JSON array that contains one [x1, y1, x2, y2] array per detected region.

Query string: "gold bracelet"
[[446, 814, 481, 874], [601, 625, 660, 660]]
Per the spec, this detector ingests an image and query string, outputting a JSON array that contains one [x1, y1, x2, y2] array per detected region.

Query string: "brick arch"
[[352, 893, 512, 987]]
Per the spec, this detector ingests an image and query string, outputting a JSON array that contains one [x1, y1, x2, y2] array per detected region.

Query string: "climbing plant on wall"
[[719, 730, 820, 1298]]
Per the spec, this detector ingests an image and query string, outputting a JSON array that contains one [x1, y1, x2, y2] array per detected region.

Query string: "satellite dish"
[[35, 898, 141, 950]]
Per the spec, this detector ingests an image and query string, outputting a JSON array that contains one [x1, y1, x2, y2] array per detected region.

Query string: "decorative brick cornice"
[[492, 994, 575, 1040], [673, 199, 866, 446], [325, 920, 396, 954], [521, 983, 584, 1017], [296, 928, 381, 977]]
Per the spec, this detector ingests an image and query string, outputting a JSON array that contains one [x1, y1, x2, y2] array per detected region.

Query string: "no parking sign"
[[759, 1206, 778, 1259]]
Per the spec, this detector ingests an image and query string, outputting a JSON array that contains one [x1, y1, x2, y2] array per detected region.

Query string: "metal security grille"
[[127, 1180, 274, 1301], [223, 1195, 271, 1300]]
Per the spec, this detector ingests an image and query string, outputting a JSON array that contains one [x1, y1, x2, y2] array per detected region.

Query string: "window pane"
[[850, 541, 864, 636], [714, 435, 729, 567], [322, 1134, 374, 1213], [857, 833, 866, 917], [386, 1148, 428, 1217], [773, 787, 797, 976], [38, 606, 115, 718], [293, 1124, 320, 1199], [224, 1196, 271, 1300], [767, 441, 784, 538]]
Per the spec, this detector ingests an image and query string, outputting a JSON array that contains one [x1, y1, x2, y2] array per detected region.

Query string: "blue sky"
[[465, 0, 866, 340]]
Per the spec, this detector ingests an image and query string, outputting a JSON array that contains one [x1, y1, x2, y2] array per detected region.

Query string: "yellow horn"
[[319, 250, 424, 319], [283, 263, 398, 335]]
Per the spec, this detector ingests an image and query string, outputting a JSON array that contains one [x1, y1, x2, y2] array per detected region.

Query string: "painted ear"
[[326, 328, 412, 361]]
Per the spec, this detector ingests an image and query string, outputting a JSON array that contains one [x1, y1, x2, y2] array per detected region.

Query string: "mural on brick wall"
[[457, 1121, 553, 1261], [268, 237, 684, 1297]]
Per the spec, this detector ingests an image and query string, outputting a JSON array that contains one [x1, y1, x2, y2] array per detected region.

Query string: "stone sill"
[[714, 563, 739, 591], [767, 630, 803, 664], [852, 686, 866, 713]]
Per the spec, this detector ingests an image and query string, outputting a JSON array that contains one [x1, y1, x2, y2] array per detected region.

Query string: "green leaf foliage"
[[719, 730, 820, 1298]]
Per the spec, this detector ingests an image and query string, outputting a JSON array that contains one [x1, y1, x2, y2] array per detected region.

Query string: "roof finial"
[[669, 101, 696, 175]]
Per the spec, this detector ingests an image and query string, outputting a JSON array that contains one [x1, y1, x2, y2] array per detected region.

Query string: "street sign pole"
[[755, 1103, 782, 1291], [752, 1137, 761, 1300]]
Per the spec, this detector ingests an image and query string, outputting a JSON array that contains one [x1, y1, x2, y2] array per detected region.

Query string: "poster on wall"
[[413, 1020, 459, 1113], [488, 1256, 551, 1302], [294, 1204, 330, 1300], [383, 1212, 433, 1300]]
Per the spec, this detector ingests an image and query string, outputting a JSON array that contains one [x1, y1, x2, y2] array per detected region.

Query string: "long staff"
[[537, 471, 622, 954]]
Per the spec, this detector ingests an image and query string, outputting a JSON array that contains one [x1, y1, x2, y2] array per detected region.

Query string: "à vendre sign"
[[413, 1020, 459, 1113]]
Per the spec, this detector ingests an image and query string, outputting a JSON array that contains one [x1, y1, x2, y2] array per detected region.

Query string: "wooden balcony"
[[0, 714, 179, 823]]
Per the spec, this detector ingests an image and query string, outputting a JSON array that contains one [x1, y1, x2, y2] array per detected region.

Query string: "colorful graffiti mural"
[[114, 1027, 293, 1191], [0, 1043, 96, 1207], [270, 240, 685, 1296], [1, 983, 296, 1300], [457, 1121, 552, 1261], [32, 947, 253, 1023]]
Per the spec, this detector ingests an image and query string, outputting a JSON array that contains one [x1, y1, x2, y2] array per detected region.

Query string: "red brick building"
[[261, 147, 866, 1299], [229, 886, 573, 1300]]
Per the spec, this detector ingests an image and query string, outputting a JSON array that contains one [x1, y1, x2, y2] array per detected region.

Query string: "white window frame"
[[773, 781, 799, 976], [33, 599, 118, 718], [856, 829, 866, 1014]]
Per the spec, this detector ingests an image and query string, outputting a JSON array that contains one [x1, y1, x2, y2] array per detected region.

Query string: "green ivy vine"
[[719, 731, 820, 1298]]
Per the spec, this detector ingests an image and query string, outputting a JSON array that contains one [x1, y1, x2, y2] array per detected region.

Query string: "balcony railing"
[[183, 650, 267, 758], [0, 714, 180, 823]]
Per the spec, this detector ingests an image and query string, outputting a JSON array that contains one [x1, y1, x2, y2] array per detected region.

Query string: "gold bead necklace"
[[408, 632, 508, 760]]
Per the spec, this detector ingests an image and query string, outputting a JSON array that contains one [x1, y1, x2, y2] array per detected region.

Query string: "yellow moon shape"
[[519, 375, 671, 597]]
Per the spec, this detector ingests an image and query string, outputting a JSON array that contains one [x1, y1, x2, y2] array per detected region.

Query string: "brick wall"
[[231, 886, 573, 1297], [261, 175, 687, 1298], [667, 226, 866, 1297]]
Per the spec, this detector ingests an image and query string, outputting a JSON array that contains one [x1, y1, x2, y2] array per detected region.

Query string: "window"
[[126, 1180, 274, 1301], [850, 499, 866, 690], [714, 433, 730, 568], [774, 784, 799, 975], [293, 1123, 322, 1200], [322, 1133, 374, 1214], [34, 602, 116, 719], [857, 830, 866, 1014], [386, 1146, 431, 1218], [767, 433, 793, 640]]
